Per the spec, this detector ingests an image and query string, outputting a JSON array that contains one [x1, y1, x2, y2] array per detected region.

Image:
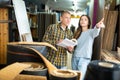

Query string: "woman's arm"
[[92, 18, 105, 38]]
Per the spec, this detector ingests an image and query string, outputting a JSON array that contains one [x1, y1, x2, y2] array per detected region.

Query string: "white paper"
[[57, 38, 77, 48], [12, 0, 33, 42]]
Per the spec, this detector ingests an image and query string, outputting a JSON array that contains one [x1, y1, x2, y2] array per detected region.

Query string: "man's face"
[[60, 13, 71, 27]]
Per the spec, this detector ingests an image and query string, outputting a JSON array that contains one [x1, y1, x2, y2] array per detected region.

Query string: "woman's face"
[[80, 16, 89, 28]]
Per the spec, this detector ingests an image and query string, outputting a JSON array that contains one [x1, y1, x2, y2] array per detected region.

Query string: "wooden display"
[[0, 62, 31, 80], [102, 10, 118, 50], [14, 74, 47, 80], [101, 49, 120, 64], [7, 42, 81, 80], [27, 13, 38, 41], [118, 11, 120, 47], [0, 8, 8, 64]]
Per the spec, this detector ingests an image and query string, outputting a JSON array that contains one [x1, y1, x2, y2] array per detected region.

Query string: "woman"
[[72, 15, 104, 80]]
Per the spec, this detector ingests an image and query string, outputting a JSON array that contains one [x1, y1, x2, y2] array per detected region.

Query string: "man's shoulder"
[[50, 23, 59, 26], [49, 23, 60, 28]]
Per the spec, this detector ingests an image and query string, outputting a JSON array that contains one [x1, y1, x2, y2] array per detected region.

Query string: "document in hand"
[[56, 38, 77, 48]]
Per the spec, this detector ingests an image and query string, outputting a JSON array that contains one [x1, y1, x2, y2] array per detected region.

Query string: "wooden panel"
[[102, 10, 118, 50], [38, 13, 56, 41], [31, 28, 38, 39], [0, 8, 8, 64], [14, 74, 47, 80], [12, 0, 33, 42], [101, 49, 120, 64], [118, 11, 120, 47]]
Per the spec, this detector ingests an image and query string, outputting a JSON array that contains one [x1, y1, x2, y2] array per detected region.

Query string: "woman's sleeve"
[[92, 26, 101, 38]]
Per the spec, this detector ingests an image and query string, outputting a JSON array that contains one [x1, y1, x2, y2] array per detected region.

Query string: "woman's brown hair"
[[73, 15, 91, 39]]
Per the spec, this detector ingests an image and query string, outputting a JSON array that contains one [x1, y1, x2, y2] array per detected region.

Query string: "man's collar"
[[58, 23, 68, 31]]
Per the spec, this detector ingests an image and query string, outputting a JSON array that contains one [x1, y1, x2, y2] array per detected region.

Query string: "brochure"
[[56, 38, 77, 48]]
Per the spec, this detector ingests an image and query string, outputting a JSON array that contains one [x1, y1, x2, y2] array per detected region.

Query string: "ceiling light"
[[54, 0, 56, 2], [87, 1, 90, 6], [72, 0, 77, 11], [73, 0, 77, 5]]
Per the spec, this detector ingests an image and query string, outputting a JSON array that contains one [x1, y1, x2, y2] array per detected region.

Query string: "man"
[[42, 11, 73, 69]]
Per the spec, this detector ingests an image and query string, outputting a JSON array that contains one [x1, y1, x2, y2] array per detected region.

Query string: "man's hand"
[[67, 46, 74, 53], [57, 39, 63, 44]]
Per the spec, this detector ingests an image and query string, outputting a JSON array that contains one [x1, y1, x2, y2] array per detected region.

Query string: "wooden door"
[[0, 8, 9, 64]]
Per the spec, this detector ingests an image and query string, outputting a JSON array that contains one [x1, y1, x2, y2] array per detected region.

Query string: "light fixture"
[[72, 0, 77, 12], [54, 0, 56, 2], [73, 0, 77, 5]]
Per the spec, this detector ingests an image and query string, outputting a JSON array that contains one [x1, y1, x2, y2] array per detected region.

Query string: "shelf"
[[27, 12, 39, 15], [0, 20, 15, 23]]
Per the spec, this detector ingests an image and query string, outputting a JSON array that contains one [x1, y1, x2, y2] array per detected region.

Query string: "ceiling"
[[46, 0, 90, 11], [24, 0, 90, 12]]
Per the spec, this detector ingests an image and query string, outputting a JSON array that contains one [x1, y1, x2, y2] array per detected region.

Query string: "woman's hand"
[[96, 18, 105, 28]]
